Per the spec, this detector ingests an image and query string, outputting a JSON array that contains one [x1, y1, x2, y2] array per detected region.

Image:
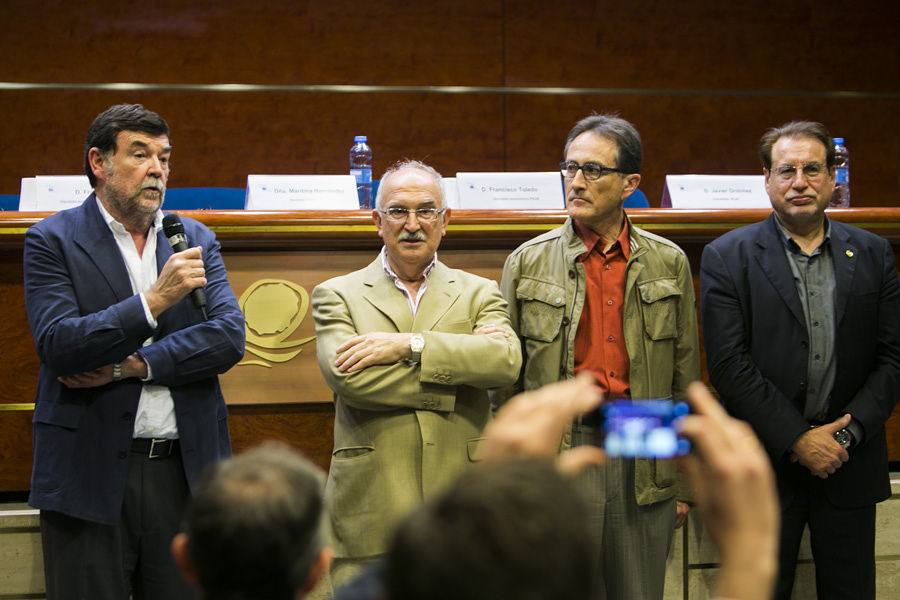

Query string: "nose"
[[403, 211, 422, 231], [148, 155, 165, 177], [790, 169, 809, 189], [568, 167, 587, 191]]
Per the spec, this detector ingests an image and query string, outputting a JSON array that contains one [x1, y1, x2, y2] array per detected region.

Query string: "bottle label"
[[350, 168, 372, 184], [835, 167, 849, 184]]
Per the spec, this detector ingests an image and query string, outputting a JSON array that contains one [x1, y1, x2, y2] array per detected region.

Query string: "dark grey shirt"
[[775, 218, 836, 422]]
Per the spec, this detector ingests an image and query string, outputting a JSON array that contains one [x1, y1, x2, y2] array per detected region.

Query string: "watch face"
[[411, 334, 425, 352], [833, 429, 851, 449]]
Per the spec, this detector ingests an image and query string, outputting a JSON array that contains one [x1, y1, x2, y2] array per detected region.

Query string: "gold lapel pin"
[[845, 250, 854, 258]]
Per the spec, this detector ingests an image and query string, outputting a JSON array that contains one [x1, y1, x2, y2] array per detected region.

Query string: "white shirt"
[[379, 247, 437, 316], [96, 199, 178, 439]]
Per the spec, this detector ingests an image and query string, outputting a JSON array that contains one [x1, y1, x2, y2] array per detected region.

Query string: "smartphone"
[[593, 399, 690, 459]]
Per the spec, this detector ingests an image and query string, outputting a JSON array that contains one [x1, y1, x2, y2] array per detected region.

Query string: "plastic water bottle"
[[831, 137, 850, 208], [350, 135, 373, 209]]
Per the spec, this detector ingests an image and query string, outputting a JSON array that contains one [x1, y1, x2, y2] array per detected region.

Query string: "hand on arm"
[[57, 352, 148, 388], [677, 382, 779, 600], [789, 413, 851, 478], [472, 324, 510, 338], [144, 246, 206, 319], [335, 332, 413, 373]]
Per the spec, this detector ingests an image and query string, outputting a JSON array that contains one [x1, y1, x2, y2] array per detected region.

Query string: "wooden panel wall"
[[1, 1, 898, 206]]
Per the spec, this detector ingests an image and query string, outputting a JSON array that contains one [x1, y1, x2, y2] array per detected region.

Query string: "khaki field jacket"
[[495, 216, 700, 505]]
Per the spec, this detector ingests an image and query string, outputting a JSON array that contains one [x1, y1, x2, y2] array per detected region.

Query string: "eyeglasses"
[[560, 161, 629, 181], [379, 207, 446, 223], [770, 162, 828, 182]]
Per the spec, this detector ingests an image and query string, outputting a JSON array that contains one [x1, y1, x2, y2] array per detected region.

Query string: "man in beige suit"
[[311, 159, 522, 590]]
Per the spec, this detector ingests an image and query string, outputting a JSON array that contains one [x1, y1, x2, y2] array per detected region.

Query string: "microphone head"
[[163, 213, 189, 250], [162, 213, 184, 237]]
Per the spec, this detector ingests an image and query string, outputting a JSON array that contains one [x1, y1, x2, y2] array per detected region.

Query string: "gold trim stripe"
[[1, 81, 898, 100], [209, 225, 376, 234], [0, 403, 34, 411]]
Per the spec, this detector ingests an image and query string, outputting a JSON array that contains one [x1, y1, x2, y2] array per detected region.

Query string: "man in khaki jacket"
[[496, 114, 700, 599], [312, 159, 522, 591]]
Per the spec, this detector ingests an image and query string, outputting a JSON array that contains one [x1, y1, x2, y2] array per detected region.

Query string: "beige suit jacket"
[[312, 257, 522, 558]]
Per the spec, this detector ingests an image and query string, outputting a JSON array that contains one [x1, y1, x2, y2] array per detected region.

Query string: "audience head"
[[171, 442, 331, 600], [84, 104, 170, 187], [386, 458, 596, 600]]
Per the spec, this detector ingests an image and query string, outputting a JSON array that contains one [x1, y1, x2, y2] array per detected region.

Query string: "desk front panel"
[[2, 209, 899, 492]]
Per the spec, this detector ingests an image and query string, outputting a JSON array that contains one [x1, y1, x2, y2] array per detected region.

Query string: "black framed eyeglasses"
[[379, 207, 446, 222], [560, 161, 629, 181]]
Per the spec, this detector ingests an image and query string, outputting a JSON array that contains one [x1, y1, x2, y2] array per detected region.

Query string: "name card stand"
[[455, 172, 564, 209], [245, 175, 361, 210], [19, 176, 93, 211], [661, 175, 770, 209]]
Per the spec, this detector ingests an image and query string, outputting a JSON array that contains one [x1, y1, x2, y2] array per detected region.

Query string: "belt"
[[131, 438, 180, 459]]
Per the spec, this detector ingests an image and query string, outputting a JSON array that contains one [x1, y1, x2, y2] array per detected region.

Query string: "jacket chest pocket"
[[516, 278, 566, 342], [637, 278, 681, 340]]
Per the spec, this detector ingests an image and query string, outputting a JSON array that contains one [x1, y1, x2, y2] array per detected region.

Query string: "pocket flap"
[[516, 278, 566, 307], [637, 278, 681, 304]]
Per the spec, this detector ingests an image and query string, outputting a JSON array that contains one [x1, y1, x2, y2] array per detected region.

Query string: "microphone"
[[162, 213, 208, 321]]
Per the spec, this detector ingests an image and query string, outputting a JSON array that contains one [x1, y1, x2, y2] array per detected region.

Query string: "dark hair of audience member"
[[386, 458, 596, 600], [183, 443, 325, 600]]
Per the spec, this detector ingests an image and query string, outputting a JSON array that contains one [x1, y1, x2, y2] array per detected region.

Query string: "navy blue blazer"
[[24, 195, 245, 525], [700, 212, 900, 508]]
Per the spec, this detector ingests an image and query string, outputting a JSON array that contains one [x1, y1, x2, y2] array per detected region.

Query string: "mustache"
[[141, 178, 165, 193], [398, 231, 427, 242]]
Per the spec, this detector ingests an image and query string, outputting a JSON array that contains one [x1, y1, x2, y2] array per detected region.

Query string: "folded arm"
[[312, 282, 521, 412]]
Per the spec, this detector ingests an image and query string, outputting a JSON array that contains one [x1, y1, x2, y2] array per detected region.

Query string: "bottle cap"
[[354, 135, 367, 143], [833, 137, 844, 144]]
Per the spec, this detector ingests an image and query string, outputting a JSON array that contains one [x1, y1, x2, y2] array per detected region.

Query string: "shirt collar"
[[379, 247, 438, 282], [572, 215, 631, 260], [774, 214, 831, 254]]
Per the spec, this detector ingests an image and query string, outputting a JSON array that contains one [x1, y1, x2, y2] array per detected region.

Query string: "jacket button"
[[561, 316, 570, 326], [568, 270, 576, 279], [800, 341, 808, 349], [799, 381, 807, 391], [559, 366, 566, 376], [118, 451, 127, 459]]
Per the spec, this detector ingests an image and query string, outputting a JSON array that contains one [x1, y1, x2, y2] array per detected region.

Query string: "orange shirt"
[[573, 218, 631, 399]]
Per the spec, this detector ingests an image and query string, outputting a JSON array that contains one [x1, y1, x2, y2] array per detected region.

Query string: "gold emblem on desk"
[[237, 279, 315, 368]]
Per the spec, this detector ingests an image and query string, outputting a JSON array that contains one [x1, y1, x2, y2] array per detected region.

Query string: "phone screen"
[[596, 400, 690, 459]]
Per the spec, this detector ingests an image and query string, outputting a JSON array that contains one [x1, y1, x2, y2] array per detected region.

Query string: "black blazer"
[[700, 212, 900, 508]]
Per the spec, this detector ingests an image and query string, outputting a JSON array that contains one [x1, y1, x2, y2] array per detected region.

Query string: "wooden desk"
[[2, 208, 899, 492]]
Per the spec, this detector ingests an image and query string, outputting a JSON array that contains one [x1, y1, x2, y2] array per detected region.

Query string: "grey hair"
[[376, 159, 444, 208]]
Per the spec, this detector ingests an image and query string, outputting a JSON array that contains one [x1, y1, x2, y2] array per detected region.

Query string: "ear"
[[88, 147, 109, 183], [439, 206, 451, 236], [171, 533, 198, 585], [372, 208, 384, 236], [763, 169, 773, 195], [300, 547, 334, 595], [620, 173, 641, 200]]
